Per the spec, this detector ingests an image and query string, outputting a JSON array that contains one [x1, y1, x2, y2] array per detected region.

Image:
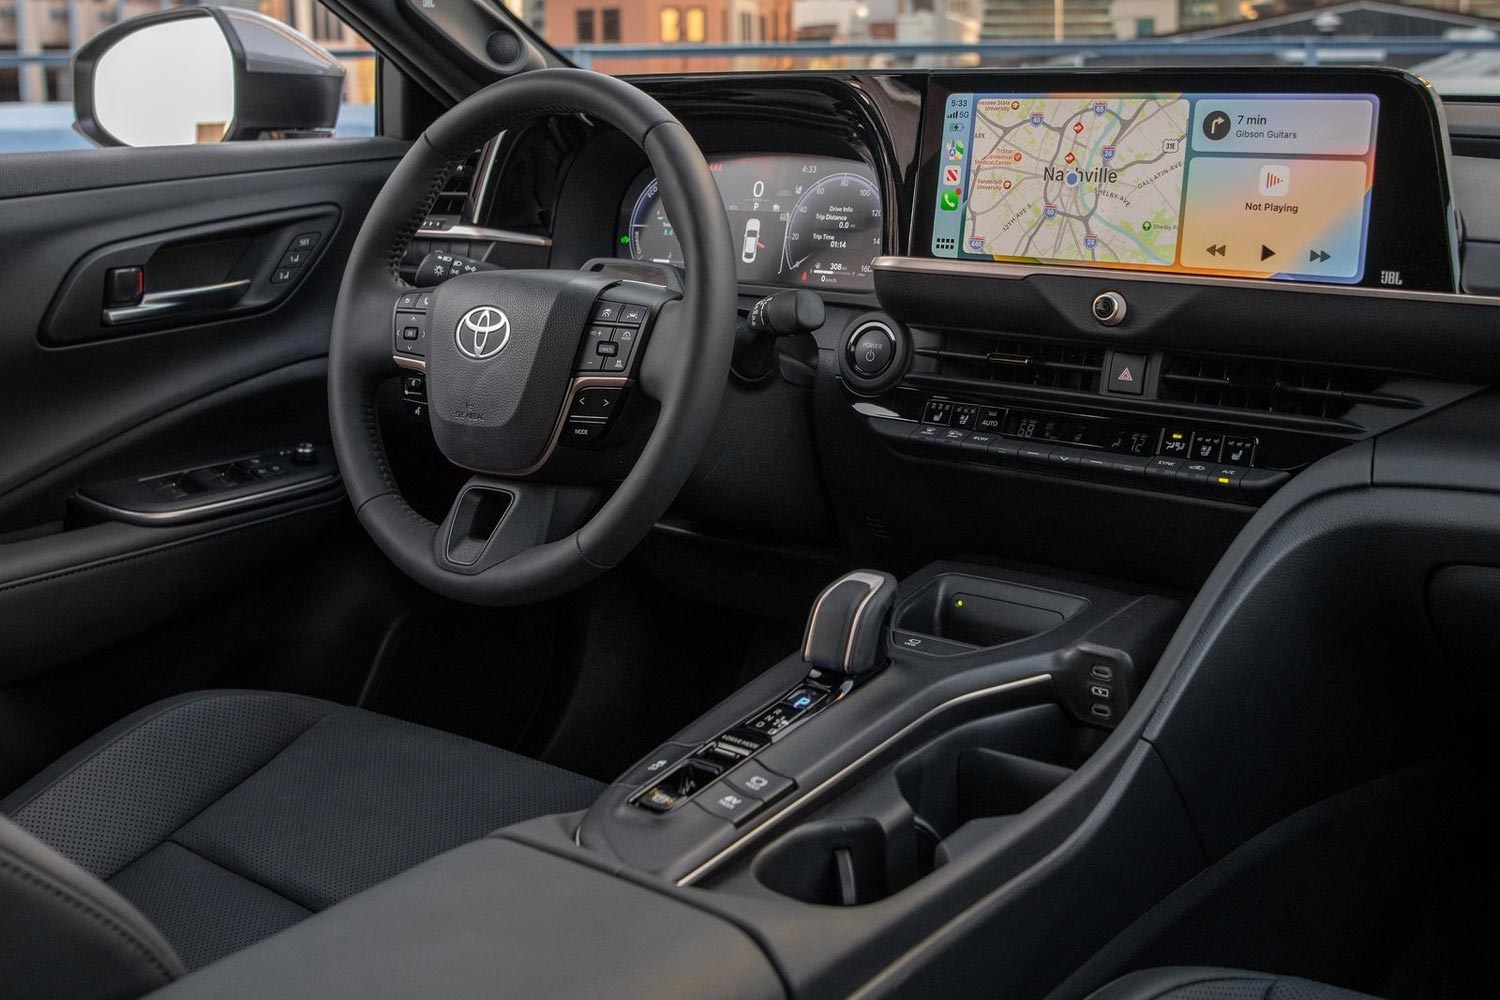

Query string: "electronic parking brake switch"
[[632, 570, 898, 822]]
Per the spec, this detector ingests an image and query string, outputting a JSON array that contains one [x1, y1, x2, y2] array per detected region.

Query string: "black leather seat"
[[1090, 968, 1384, 1000], [0, 690, 604, 997]]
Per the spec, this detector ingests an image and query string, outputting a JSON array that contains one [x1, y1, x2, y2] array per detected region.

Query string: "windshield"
[[515, 0, 1500, 96]]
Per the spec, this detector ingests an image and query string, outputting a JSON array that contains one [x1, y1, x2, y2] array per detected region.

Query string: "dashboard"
[[616, 154, 884, 291]]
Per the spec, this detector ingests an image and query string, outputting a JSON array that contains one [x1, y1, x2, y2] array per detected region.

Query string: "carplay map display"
[[960, 96, 1188, 266], [930, 91, 1380, 284]]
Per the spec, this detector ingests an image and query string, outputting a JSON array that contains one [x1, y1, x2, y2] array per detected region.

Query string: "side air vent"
[[914, 333, 1105, 393], [1157, 355, 1420, 420]]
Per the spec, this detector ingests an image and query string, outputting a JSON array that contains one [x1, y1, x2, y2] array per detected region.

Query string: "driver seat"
[[0, 690, 604, 999]]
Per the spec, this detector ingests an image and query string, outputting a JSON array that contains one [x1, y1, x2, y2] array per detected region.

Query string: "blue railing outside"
[[5, 37, 1500, 153], [556, 35, 1500, 69]]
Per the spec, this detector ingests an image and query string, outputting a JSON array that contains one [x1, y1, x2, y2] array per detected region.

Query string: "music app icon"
[[1258, 164, 1290, 197]]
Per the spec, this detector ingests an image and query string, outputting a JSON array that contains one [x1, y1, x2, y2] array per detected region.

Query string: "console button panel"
[[626, 670, 854, 819], [878, 395, 1299, 504]]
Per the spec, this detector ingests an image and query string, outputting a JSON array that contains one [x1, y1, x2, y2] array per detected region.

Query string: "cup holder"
[[752, 705, 1101, 906]]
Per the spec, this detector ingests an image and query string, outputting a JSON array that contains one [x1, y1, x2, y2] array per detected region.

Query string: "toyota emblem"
[[455, 306, 511, 360]]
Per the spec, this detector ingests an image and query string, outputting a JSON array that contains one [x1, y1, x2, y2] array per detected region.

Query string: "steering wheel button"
[[596, 341, 619, 357], [563, 418, 608, 444], [397, 293, 420, 310], [592, 302, 623, 323], [618, 304, 648, 325], [570, 387, 623, 418]]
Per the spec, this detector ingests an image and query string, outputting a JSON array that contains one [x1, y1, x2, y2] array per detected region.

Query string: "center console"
[[577, 562, 1182, 889]]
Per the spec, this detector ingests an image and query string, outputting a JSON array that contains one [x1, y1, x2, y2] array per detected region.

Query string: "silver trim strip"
[[73, 473, 341, 526], [676, 673, 1051, 886], [394, 355, 426, 372], [102, 278, 253, 325], [872, 256, 1500, 307], [468, 136, 504, 223], [415, 224, 553, 248]]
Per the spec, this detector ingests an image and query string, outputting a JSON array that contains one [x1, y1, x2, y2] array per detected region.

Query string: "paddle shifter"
[[803, 570, 899, 677]]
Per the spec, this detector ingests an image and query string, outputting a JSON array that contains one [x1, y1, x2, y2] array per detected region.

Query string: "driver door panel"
[[0, 139, 406, 681]]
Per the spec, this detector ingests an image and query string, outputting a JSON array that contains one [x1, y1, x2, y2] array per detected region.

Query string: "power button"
[[848, 322, 896, 376]]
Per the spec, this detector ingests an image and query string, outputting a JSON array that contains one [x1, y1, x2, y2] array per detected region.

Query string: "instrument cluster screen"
[[618, 154, 883, 291], [930, 92, 1379, 284]]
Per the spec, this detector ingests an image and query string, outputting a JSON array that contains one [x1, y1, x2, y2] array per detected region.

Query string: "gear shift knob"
[[802, 570, 899, 676]]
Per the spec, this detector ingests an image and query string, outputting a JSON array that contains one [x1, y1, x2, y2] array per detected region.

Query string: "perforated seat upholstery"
[[1088, 968, 1385, 1000], [0, 690, 604, 977]]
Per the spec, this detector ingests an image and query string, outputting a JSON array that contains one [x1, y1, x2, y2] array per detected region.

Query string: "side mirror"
[[73, 6, 346, 147]]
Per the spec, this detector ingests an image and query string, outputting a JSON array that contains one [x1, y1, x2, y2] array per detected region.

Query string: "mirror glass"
[[92, 15, 235, 147]]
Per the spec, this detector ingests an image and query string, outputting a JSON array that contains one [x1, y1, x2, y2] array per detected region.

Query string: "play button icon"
[[1260, 245, 1276, 261]]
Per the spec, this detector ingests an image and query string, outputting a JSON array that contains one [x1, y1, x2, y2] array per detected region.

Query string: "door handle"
[[102, 278, 252, 326]]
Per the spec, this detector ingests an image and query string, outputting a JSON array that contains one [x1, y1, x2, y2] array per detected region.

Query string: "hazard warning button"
[[1106, 351, 1148, 396]]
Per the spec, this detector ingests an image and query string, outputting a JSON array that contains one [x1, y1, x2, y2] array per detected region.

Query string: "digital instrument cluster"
[[617, 154, 883, 292]]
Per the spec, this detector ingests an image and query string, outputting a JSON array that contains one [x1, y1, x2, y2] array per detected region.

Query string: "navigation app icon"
[[1202, 110, 1231, 141]]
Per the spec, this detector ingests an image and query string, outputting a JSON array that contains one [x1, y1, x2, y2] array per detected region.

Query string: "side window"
[[0, 0, 376, 155]]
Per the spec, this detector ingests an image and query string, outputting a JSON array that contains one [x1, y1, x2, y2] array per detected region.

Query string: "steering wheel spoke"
[[436, 476, 601, 572]]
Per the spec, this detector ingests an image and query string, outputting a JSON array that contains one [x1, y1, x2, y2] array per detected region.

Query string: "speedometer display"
[[618, 154, 883, 292]]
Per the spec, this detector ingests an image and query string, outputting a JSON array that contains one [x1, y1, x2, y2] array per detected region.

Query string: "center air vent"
[[914, 333, 1105, 393], [1157, 355, 1419, 420]]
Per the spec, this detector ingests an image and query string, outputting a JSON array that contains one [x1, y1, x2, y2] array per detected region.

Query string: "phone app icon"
[[940, 190, 961, 211]]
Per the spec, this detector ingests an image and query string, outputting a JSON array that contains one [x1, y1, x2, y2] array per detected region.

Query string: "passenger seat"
[[1089, 967, 1382, 1000]]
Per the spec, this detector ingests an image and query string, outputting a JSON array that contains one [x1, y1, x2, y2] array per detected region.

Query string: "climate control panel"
[[871, 394, 1301, 503]]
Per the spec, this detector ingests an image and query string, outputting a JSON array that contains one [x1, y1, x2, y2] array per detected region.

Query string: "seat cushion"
[[0, 690, 604, 971], [1088, 968, 1384, 1000]]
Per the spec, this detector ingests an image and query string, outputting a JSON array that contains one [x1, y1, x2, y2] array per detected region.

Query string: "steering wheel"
[[328, 70, 735, 606]]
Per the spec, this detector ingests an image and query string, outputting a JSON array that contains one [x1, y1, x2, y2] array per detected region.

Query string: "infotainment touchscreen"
[[929, 92, 1379, 284]]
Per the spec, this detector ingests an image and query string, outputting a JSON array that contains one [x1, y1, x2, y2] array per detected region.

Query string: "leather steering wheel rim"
[[328, 69, 735, 606]]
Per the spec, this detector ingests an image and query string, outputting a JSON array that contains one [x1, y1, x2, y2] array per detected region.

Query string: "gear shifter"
[[802, 570, 899, 677]]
